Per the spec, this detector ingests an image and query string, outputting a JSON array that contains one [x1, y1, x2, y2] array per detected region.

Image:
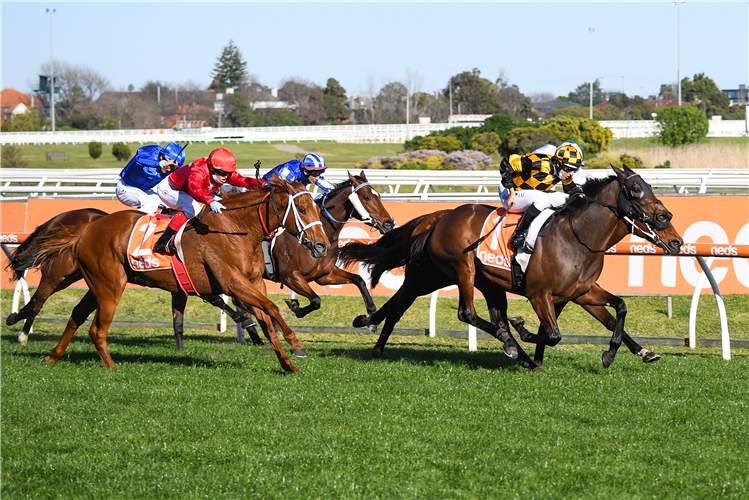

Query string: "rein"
[[320, 181, 373, 225]]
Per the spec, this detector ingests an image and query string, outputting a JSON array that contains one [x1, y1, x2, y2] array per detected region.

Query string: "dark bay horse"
[[31, 178, 329, 372], [340, 165, 683, 370]]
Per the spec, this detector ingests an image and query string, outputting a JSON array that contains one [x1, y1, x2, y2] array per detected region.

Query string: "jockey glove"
[[209, 201, 226, 214]]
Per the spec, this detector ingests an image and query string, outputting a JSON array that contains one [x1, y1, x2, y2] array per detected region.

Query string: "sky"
[[2, 1, 749, 102]]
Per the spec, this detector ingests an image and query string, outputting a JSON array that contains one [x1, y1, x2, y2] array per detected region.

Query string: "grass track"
[[1, 289, 748, 499]]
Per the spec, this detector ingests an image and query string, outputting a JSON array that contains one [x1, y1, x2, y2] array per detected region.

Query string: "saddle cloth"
[[477, 208, 555, 273], [127, 215, 200, 296]]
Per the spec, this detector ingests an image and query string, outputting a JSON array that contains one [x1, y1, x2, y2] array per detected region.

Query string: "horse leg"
[[43, 290, 98, 364], [577, 303, 660, 363], [171, 292, 187, 351], [484, 290, 541, 372], [574, 288, 627, 369], [316, 268, 378, 317], [202, 294, 262, 345], [227, 281, 299, 372], [450, 266, 518, 358], [282, 270, 322, 319]]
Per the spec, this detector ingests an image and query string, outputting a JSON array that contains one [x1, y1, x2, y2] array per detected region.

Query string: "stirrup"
[[153, 237, 174, 255]]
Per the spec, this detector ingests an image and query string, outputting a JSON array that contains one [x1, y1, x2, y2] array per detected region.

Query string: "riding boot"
[[153, 226, 177, 255], [509, 205, 543, 253]]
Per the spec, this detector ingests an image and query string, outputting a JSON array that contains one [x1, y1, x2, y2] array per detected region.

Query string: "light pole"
[[589, 28, 595, 119], [673, 2, 685, 106], [46, 8, 56, 131]]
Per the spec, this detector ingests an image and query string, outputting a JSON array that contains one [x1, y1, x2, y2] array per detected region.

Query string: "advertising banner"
[[1, 196, 747, 295]]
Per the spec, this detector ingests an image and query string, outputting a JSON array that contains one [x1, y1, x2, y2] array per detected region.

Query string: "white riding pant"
[[155, 177, 207, 219], [499, 186, 569, 212], [116, 180, 162, 215]]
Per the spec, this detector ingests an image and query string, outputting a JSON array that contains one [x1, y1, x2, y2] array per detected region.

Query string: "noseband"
[[571, 173, 673, 253]]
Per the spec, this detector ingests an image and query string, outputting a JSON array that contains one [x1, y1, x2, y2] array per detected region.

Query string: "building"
[[721, 85, 748, 105], [1, 88, 40, 123]]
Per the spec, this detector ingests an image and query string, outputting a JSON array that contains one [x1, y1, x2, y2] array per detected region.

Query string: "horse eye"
[[299, 207, 307, 215], [363, 195, 370, 201]]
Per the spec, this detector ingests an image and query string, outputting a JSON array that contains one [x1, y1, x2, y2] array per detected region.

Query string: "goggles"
[[214, 168, 232, 176]]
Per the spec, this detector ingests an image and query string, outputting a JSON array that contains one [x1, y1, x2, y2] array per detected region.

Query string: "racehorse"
[[272, 171, 394, 318], [339, 165, 683, 370], [31, 177, 329, 372], [6, 208, 108, 345]]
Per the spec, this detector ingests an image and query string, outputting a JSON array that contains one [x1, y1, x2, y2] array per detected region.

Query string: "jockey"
[[262, 153, 334, 195], [153, 147, 264, 254], [499, 141, 586, 253], [116, 142, 186, 215]]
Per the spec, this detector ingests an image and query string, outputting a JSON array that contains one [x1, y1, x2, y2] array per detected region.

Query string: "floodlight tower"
[[47, 8, 56, 131], [589, 28, 595, 119]]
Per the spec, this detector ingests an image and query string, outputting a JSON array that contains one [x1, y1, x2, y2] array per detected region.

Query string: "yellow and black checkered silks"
[[554, 145, 584, 169], [503, 153, 574, 191]]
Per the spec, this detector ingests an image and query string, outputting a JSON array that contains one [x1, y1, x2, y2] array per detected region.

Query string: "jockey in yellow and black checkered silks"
[[499, 142, 585, 253]]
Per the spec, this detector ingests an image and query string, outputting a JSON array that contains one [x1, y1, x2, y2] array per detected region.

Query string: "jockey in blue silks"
[[262, 153, 334, 195], [116, 142, 186, 214]]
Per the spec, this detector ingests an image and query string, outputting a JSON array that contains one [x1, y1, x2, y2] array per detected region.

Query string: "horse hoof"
[[41, 356, 53, 365], [367, 324, 378, 334], [6, 313, 19, 326], [508, 316, 525, 328], [240, 319, 256, 330], [284, 299, 299, 310], [503, 343, 518, 359], [372, 347, 384, 359], [641, 350, 661, 363], [353, 315, 369, 328], [601, 352, 614, 369], [18, 333, 28, 346], [251, 339, 264, 347], [290, 348, 307, 359], [531, 366, 546, 373]]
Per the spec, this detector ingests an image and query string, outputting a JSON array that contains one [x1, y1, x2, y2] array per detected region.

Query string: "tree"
[[209, 40, 248, 91], [444, 69, 502, 114], [40, 61, 111, 125], [655, 104, 709, 147], [497, 86, 535, 120], [279, 78, 327, 125], [567, 79, 604, 107], [322, 78, 348, 123], [377, 81, 407, 123], [1, 145, 29, 168], [112, 142, 131, 161], [659, 83, 677, 100], [0, 108, 42, 131], [682, 73, 731, 117], [88, 141, 103, 160]]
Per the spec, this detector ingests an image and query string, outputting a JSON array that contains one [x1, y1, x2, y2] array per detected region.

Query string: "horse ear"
[[610, 163, 627, 180], [359, 170, 367, 180], [348, 171, 356, 182]]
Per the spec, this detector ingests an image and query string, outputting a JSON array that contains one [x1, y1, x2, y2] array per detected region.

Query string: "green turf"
[[3, 289, 747, 341], [2, 322, 748, 499], [10, 141, 403, 171]]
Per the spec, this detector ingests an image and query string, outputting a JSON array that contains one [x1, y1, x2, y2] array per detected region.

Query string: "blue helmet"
[[300, 153, 326, 174], [163, 142, 186, 165]]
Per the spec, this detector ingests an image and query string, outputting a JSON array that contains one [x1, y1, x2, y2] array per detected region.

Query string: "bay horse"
[[339, 165, 683, 370], [31, 177, 329, 372]]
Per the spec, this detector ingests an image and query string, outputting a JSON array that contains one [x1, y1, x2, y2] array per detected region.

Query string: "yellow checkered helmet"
[[554, 144, 585, 172]]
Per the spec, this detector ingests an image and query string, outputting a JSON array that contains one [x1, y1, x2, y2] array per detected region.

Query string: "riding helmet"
[[163, 142, 186, 165], [300, 153, 326, 173], [208, 148, 237, 172]]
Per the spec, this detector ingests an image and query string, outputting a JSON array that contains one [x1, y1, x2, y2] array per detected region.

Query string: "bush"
[[88, 141, 103, 160], [358, 149, 492, 171], [418, 135, 462, 153], [470, 132, 501, 155], [1, 145, 29, 168], [655, 104, 709, 147], [618, 154, 650, 169], [112, 142, 131, 161]]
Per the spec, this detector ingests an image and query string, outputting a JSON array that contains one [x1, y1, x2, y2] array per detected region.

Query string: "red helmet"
[[208, 148, 237, 173]]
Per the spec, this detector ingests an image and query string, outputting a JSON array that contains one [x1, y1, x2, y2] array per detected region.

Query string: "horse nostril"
[[670, 240, 682, 253], [383, 220, 395, 232], [315, 243, 327, 255]]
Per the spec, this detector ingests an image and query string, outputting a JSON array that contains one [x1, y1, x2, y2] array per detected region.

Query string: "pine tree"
[[209, 40, 248, 90]]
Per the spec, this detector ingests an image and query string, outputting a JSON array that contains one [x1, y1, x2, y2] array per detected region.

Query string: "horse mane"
[[556, 174, 617, 215], [315, 175, 367, 207]]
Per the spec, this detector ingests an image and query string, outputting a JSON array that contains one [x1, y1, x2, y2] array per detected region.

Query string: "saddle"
[[510, 210, 557, 295]]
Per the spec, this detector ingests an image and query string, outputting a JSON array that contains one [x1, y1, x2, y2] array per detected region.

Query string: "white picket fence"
[[1, 120, 747, 146], [1, 168, 748, 201]]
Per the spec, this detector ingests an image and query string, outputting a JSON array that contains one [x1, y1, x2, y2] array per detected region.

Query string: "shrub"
[[358, 149, 492, 171], [1, 145, 29, 168], [88, 141, 103, 160], [112, 142, 131, 161], [618, 154, 650, 169], [443, 150, 493, 171], [470, 132, 501, 155], [418, 135, 462, 153], [655, 104, 709, 147]]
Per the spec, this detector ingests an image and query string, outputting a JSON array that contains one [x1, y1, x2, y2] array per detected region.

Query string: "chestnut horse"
[[340, 165, 683, 371], [31, 178, 329, 372], [6, 208, 108, 345]]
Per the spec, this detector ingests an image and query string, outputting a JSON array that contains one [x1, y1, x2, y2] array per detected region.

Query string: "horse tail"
[[369, 213, 433, 249], [27, 225, 87, 276], [339, 227, 433, 288], [5, 217, 63, 281]]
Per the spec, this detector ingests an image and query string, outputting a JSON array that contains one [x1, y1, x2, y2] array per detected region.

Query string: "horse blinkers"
[[617, 173, 672, 231]]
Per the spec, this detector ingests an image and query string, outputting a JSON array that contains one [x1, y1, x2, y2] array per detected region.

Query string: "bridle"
[[569, 172, 672, 253], [319, 181, 386, 231]]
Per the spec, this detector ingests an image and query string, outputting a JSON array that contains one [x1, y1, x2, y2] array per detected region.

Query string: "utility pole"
[[674, 2, 684, 106], [47, 8, 56, 132], [589, 28, 595, 119]]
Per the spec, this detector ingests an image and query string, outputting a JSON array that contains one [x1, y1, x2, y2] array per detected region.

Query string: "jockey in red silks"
[[153, 147, 263, 254]]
